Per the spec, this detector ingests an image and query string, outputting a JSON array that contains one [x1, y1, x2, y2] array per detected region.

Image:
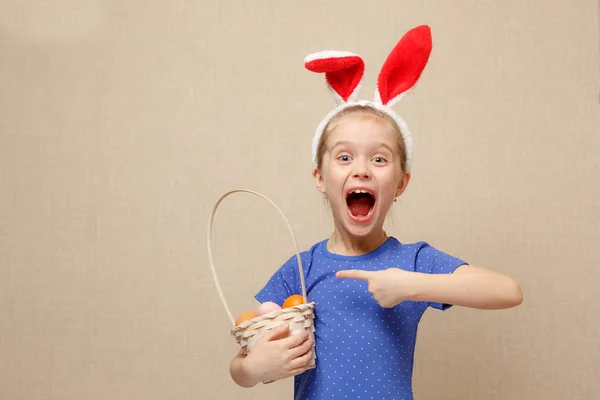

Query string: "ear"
[[375, 25, 433, 108], [312, 168, 326, 195], [305, 51, 365, 106], [395, 171, 411, 198]]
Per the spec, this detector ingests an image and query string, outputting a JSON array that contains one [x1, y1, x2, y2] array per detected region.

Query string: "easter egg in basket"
[[257, 301, 282, 316], [235, 311, 258, 326], [282, 294, 305, 309]]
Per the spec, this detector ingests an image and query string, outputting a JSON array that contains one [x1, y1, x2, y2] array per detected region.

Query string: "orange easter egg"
[[235, 311, 257, 326], [282, 294, 305, 309]]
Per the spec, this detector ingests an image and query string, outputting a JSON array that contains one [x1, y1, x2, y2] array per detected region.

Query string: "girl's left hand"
[[336, 268, 418, 308]]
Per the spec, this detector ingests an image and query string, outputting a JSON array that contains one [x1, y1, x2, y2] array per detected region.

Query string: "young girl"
[[229, 25, 522, 399]]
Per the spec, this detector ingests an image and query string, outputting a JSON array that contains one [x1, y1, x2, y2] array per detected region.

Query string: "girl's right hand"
[[242, 324, 314, 384]]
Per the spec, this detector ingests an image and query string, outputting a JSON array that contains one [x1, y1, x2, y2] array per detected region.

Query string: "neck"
[[328, 227, 388, 256]]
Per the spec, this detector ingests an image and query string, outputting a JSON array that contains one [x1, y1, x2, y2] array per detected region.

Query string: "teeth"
[[351, 189, 370, 194]]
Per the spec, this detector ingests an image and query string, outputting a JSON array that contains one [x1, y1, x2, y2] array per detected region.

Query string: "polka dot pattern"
[[256, 237, 467, 399]]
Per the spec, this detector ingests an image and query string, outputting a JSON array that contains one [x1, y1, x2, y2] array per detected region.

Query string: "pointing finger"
[[336, 269, 373, 281]]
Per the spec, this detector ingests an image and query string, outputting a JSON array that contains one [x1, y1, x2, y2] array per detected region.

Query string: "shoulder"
[[404, 240, 467, 273], [255, 240, 327, 303], [387, 237, 466, 271], [279, 239, 326, 273], [388, 237, 450, 256], [384, 237, 431, 257]]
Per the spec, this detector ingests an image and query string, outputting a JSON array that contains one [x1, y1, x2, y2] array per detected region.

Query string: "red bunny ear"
[[305, 51, 365, 104], [377, 25, 433, 106]]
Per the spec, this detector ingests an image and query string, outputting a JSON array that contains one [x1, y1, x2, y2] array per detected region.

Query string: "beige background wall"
[[1, 1, 599, 399]]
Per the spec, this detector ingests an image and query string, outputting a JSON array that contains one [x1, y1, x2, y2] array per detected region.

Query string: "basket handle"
[[207, 189, 309, 327]]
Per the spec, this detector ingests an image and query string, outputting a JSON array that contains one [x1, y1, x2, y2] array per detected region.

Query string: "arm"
[[230, 350, 260, 388], [408, 265, 523, 310], [229, 324, 314, 387], [336, 265, 522, 310]]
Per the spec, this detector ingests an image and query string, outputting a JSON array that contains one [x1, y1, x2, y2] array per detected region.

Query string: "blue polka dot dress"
[[255, 237, 467, 400]]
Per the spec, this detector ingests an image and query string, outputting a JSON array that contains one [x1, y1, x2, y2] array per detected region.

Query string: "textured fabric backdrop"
[[1, 1, 599, 399]]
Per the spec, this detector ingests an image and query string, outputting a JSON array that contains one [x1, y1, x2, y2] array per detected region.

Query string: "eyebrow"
[[329, 140, 395, 153], [329, 140, 352, 151]]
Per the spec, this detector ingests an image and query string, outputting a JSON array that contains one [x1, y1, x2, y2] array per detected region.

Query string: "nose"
[[352, 158, 371, 179]]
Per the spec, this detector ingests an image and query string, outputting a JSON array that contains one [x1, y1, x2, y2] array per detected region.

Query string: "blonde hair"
[[315, 105, 407, 171]]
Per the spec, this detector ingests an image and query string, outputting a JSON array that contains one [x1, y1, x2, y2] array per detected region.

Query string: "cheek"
[[378, 172, 404, 199], [380, 168, 402, 184], [322, 166, 345, 184]]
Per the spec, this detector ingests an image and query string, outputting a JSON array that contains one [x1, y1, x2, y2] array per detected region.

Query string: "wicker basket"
[[207, 189, 316, 370]]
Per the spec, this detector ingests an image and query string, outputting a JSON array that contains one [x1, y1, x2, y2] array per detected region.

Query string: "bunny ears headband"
[[304, 25, 433, 171]]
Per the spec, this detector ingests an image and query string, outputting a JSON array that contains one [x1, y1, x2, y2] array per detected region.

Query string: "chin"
[[345, 225, 376, 238]]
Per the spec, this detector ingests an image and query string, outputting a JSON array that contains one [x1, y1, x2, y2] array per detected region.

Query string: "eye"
[[373, 157, 387, 163], [337, 155, 352, 162]]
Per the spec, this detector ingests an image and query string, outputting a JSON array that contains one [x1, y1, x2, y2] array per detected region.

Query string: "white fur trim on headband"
[[303, 51, 359, 64], [374, 87, 413, 109]]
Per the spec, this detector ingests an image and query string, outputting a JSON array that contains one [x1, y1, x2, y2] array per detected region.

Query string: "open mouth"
[[346, 189, 376, 219]]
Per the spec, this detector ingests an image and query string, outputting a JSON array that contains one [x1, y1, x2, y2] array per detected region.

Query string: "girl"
[[229, 25, 522, 399]]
